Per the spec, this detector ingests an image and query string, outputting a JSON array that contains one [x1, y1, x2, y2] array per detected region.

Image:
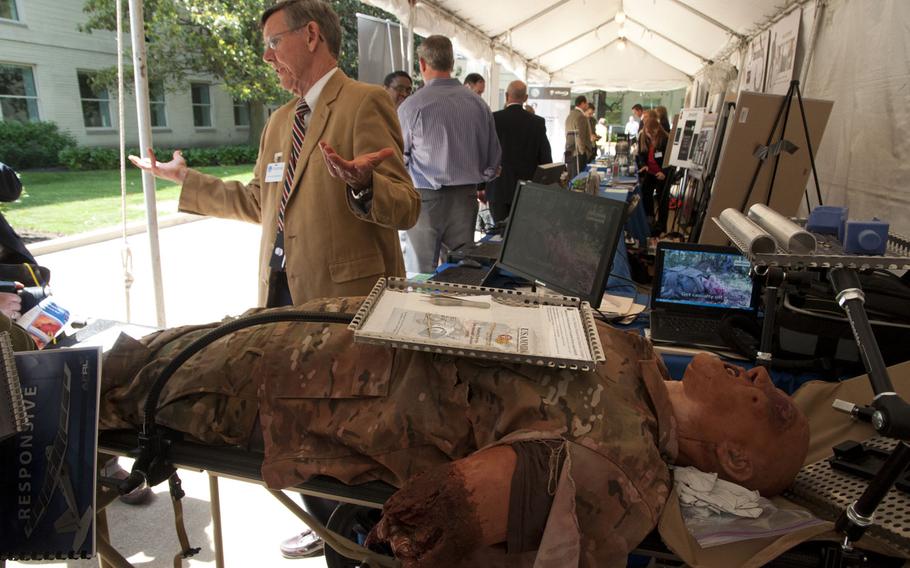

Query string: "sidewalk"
[[33, 216, 261, 327], [10, 217, 331, 568]]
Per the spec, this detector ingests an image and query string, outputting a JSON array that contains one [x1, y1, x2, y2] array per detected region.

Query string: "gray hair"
[[417, 35, 454, 72], [261, 0, 342, 59]]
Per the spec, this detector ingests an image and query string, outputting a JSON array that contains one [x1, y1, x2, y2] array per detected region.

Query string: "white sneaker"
[[279, 529, 325, 559]]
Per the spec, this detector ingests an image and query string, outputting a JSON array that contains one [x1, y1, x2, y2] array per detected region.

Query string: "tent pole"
[[487, 51, 500, 107], [127, 0, 167, 328], [532, 16, 614, 60], [666, 0, 744, 39], [407, 1, 415, 76], [625, 15, 712, 63]]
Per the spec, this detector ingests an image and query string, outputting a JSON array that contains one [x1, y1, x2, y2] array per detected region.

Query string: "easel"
[[739, 79, 824, 212]]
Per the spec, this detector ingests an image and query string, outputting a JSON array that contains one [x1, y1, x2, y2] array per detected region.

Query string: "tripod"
[[739, 79, 825, 214]]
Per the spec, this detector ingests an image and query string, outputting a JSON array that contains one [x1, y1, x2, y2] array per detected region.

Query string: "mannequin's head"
[[665, 354, 810, 496]]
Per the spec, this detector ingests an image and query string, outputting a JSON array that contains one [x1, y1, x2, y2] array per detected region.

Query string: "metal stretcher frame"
[[97, 430, 398, 568]]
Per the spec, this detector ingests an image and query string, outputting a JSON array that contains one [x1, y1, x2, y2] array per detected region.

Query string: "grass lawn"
[[4, 165, 255, 236]]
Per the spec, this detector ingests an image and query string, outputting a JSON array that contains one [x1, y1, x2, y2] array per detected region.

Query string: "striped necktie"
[[277, 97, 310, 232]]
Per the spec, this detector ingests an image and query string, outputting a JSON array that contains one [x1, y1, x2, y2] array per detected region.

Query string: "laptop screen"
[[655, 246, 754, 310], [498, 181, 626, 304]]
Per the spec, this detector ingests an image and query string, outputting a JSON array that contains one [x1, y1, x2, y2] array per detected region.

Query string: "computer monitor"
[[498, 181, 627, 304], [531, 162, 565, 186]]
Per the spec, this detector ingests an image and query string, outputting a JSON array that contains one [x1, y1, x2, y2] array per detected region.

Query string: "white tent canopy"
[[363, 0, 910, 237], [363, 0, 800, 91]]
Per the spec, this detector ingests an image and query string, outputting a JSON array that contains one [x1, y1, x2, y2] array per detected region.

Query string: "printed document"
[[359, 290, 592, 361]]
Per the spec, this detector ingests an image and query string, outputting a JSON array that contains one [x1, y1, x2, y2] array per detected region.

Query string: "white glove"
[[674, 466, 763, 518]]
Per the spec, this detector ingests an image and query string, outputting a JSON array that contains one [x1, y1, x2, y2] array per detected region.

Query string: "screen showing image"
[[657, 249, 753, 309], [499, 183, 625, 303]]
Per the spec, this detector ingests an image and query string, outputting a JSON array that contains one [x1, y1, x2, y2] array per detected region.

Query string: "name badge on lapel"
[[265, 162, 286, 183], [654, 152, 664, 159]]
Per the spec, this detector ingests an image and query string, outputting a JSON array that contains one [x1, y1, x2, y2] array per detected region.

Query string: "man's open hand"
[[128, 149, 188, 184], [319, 141, 394, 191]]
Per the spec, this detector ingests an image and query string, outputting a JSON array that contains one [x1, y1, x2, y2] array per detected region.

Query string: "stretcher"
[[96, 429, 908, 568], [87, 313, 910, 567], [97, 429, 398, 568]]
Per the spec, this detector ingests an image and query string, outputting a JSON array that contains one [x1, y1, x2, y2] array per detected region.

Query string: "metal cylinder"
[[747, 204, 817, 254], [718, 208, 777, 254]]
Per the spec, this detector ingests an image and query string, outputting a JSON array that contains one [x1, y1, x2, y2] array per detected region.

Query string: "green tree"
[[81, 0, 399, 143]]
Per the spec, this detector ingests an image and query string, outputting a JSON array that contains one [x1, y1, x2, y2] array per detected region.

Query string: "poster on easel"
[[698, 91, 833, 246], [669, 108, 707, 169], [527, 86, 572, 164], [765, 9, 801, 95], [690, 113, 718, 176], [738, 30, 770, 93]]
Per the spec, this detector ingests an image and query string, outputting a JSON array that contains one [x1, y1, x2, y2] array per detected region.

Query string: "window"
[[0, 64, 39, 122], [233, 99, 250, 127], [191, 83, 212, 127], [78, 71, 111, 128], [0, 0, 19, 21], [149, 80, 167, 128]]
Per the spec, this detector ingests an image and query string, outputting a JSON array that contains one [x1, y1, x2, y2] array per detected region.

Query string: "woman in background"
[[636, 112, 670, 230]]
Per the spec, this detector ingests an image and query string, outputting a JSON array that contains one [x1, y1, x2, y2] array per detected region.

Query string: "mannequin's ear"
[[715, 440, 753, 483]]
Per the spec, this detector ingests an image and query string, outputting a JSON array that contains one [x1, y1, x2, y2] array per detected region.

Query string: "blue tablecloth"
[[571, 169, 650, 246]]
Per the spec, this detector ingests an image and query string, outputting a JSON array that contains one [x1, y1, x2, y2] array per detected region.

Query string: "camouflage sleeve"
[[0, 312, 35, 351], [532, 440, 669, 568]]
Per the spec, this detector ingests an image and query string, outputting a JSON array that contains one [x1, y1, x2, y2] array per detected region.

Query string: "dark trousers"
[[267, 269, 337, 527], [640, 173, 659, 219], [566, 151, 589, 181], [654, 168, 674, 234]]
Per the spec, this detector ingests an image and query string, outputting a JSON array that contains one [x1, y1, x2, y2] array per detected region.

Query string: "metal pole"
[[406, 2, 415, 77], [127, 0, 167, 328], [208, 474, 225, 568], [487, 55, 500, 108]]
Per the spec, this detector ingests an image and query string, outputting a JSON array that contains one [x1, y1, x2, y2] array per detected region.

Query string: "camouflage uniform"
[[101, 297, 677, 567]]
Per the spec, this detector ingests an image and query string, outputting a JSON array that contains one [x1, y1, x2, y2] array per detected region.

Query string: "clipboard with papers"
[[349, 278, 605, 370]]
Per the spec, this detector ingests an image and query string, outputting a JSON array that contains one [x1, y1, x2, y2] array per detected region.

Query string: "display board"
[[766, 9, 802, 95], [527, 86, 571, 163], [356, 14, 405, 86], [699, 91, 833, 245], [738, 30, 770, 93], [669, 108, 707, 169], [689, 112, 718, 176]]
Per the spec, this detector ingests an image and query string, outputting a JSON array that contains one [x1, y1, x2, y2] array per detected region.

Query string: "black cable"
[[593, 306, 610, 322], [142, 310, 354, 435], [122, 310, 355, 495]]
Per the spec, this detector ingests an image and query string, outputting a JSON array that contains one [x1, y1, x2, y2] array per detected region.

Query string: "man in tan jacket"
[[564, 95, 595, 180], [129, 0, 420, 556], [130, 0, 420, 309]]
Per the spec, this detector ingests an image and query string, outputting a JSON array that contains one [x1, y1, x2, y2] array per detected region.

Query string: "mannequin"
[[366, 353, 810, 567], [98, 297, 809, 567]]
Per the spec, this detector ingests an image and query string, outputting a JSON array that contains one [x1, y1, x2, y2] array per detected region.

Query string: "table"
[[571, 169, 651, 246]]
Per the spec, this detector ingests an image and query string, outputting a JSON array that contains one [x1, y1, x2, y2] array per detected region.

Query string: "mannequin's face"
[[666, 354, 809, 496], [678, 354, 803, 444], [668, 353, 810, 495]]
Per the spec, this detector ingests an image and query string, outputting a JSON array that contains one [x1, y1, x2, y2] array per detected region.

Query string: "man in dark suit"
[[487, 81, 552, 223]]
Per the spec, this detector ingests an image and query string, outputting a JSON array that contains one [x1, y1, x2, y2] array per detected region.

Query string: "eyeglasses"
[[390, 85, 412, 95], [265, 26, 303, 50]]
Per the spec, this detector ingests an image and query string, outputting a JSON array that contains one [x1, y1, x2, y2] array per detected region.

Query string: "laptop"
[[447, 237, 503, 264], [649, 242, 758, 350], [531, 163, 565, 186], [428, 261, 497, 286], [495, 181, 626, 304], [431, 181, 626, 298]]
